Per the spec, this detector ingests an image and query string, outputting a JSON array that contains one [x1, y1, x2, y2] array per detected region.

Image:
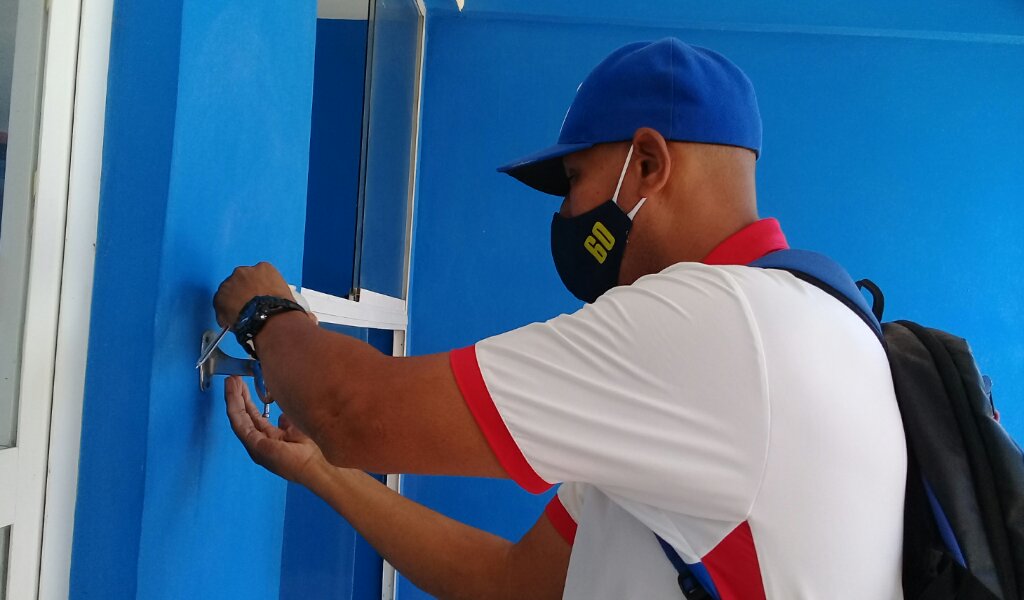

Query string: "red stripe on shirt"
[[449, 345, 553, 494], [544, 495, 578, 545], [702, 218, 789, 266], [702, 521, 767, 600]]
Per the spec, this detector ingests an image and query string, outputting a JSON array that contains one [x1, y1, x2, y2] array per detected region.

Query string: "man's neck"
[[658, 208, 760, 267]]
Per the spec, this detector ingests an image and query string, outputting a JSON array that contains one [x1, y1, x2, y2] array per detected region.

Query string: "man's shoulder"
[[613, 261, 800, 306], [647, 260, 792, 282]]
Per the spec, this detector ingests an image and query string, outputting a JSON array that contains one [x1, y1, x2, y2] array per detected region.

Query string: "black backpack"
[[655, 250, 1024, 600]]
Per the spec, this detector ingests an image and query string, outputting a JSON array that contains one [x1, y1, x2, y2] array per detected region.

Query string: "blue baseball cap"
[[498, 38, 762, 196]]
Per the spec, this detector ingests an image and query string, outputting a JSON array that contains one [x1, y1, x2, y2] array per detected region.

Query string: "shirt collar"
[[701, 218, 789, 266]]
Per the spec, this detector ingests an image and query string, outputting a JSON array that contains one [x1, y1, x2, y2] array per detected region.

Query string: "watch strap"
[[233, 295, 306, 358]]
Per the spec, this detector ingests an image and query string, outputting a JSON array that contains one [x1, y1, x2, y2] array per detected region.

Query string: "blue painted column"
[[71, 0, 316, 597]]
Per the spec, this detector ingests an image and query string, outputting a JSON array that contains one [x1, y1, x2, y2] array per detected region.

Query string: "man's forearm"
[[254, 311, 382, 461], [302, 463, 513, 600], [250, 311, 508, 480]]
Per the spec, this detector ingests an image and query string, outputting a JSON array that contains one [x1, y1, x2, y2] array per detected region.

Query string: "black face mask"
[[550, 146, 646, 303]]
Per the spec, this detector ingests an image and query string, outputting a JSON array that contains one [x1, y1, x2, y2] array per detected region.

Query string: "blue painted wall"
[[400, 2, 1024, 598], [72, 0, 316, 597]]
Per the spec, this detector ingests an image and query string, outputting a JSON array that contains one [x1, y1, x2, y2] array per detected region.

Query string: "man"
[[215, 38, 906, 599]]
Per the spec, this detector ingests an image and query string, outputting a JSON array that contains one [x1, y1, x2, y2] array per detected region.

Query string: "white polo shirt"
[[449, 219, 907, 599]]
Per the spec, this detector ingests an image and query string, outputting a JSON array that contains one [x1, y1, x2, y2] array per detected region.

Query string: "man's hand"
[[213, 262, 294, 329], [224, 375, 326, 485]]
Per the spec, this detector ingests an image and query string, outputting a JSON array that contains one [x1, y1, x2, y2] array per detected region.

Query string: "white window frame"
[[36, 0, 115, 596], [1, 0, 113, 597]]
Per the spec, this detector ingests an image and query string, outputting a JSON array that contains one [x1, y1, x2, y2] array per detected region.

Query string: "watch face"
[[236, 303, 258, 329], [235, 297, 301, 343]]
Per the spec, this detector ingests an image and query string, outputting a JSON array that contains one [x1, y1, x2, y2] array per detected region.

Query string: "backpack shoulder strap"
[[655, 534, 718, 600], [749, 249, 884, 345]]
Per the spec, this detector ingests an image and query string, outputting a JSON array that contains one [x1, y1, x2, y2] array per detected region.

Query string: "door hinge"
[[32, 169, 40, 200]]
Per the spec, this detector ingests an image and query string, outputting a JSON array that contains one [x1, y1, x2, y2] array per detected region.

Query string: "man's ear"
[[631, 128, 672, 197]]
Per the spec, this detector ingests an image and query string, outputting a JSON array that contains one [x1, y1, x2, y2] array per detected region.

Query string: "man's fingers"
[[228, 376, 283, 439], [213, 262, 294, 328], [225, 376, 250, 416], [229, 376, 262, 422], [241, 387, 265, 422], [225, 377, 266, 454], [213, 278, 236, 328]]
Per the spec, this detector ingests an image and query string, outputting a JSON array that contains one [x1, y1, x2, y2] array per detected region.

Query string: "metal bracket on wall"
[[197, 329, 256, 392]]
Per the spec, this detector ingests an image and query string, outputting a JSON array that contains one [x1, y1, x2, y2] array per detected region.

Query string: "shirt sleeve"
[[544, 483, 583, 545], [450, 264, 771, 520]]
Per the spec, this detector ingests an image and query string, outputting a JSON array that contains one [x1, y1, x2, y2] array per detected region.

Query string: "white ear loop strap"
[[626, 197, 647, 220], [612, 145, 646, 221], [611, 145, 634, 204]]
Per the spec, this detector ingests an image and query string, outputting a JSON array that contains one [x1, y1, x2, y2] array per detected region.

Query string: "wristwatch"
[[233, 295, 307, 358]]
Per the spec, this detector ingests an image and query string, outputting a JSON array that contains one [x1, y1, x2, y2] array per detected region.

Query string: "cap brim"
[[497, 142, 595, 196]]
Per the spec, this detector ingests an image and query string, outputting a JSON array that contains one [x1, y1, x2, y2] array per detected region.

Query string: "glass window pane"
[[302, 10, 369, 298], [0, 0, 45, 451], [355, 0, 421, 299], [0, 0, 25, 449], [2, 0, 21, 225], [303, 0, 420, 302], [1, 0, 17, 134]]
